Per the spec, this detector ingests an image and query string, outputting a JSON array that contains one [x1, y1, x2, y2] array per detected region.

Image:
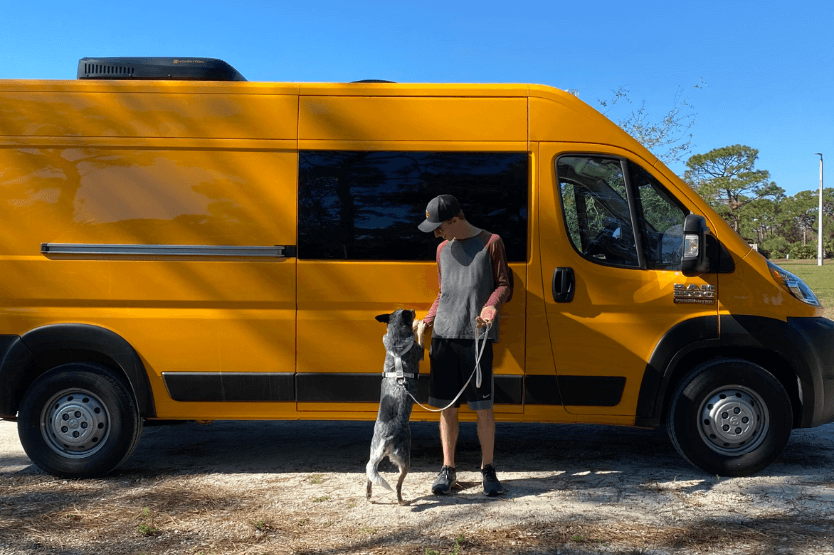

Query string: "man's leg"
[[477, 408, 503, 496], [475, 408, 495, 468], [440, 407, 459, 467], [432, 407, 459, 495]]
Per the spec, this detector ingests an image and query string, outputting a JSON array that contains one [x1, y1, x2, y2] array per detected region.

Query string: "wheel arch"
[[636, 316, 811, 429], [0, 324, 155, 419]]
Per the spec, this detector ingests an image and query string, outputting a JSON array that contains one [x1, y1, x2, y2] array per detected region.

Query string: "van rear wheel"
[[668, 359, 792, 477], [17, 363, 142, 478]]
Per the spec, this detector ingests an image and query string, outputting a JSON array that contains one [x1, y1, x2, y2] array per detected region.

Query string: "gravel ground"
[[1, 417, 834, 555]]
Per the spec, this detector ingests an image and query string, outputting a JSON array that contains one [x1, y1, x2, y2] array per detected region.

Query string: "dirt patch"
[[2, 419, 834, 554]]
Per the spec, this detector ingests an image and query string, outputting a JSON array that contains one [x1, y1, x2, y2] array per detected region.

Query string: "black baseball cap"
[[418, 194, 461, 232]]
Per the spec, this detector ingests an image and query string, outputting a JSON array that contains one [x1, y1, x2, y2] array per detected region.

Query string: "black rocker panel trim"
[[295, 373, 523, 404], [557, 376, 626, 407], [0, 324, 155, 418], [163, 373, 295, 402], [523, 375, 563, 405]]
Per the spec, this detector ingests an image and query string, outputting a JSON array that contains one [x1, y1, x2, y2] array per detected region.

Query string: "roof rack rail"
[[77, 57, 246, 82]]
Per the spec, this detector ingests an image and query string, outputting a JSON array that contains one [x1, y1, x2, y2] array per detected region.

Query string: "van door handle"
[[552, 267, 575, 303]]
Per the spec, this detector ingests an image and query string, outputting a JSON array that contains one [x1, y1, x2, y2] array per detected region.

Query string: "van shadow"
[[115, 420, 686, 476], [108, 419, 829, 487]]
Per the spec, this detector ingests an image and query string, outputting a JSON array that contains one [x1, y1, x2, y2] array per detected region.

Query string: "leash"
[[393, 322, 492, 413]]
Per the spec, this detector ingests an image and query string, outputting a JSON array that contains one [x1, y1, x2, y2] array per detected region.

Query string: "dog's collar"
[[382, 370, 419, 379], [382, 335, 418, 380]]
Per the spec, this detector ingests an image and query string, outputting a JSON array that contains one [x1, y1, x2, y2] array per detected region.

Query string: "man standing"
[[416, 194, 512, 497]]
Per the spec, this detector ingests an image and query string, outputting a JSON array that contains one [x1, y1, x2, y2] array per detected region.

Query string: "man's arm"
[[421, 241, 447, 327], [478, 234, 512, 325]]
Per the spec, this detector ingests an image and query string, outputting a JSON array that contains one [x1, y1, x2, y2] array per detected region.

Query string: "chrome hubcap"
[[698, 385, 768, 455], [41, 389, 110, 459]]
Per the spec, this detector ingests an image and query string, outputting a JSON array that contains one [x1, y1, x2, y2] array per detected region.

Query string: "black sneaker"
[[481, 464, 504, 497], [431, 465, 457, 495]]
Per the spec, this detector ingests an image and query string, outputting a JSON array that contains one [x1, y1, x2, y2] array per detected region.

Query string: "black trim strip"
[[41, 243, 295, 258], [557, 375, 626, 406], [163, 372, 295, 402], [163, 372, 629, 406], [524, 375, 563, 405], [525, 375, 625, 407], [295, 373, 523, 405]]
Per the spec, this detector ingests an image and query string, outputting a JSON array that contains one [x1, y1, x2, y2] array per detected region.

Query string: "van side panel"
[[0, 88, 300, 420], [294, 89, 529, 417], [293, 138, 528, 417], [535, 142, 719, 419]]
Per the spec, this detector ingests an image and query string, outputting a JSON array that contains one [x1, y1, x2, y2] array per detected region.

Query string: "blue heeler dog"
[[366, 309, 423, 505]]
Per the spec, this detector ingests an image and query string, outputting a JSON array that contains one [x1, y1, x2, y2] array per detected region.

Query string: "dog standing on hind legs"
[[366, 309, 424, 505]]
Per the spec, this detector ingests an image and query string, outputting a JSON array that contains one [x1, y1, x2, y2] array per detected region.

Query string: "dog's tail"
[[366, 461, 393, 492]]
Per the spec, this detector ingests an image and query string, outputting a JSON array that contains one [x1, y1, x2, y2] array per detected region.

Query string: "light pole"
[[815, 153, 824, 266]]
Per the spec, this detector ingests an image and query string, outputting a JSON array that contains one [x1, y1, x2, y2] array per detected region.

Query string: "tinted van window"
[[298, 151, 528, 261]]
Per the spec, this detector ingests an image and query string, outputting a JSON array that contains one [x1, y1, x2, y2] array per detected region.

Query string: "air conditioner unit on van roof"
[[77, 57, 246, 82]]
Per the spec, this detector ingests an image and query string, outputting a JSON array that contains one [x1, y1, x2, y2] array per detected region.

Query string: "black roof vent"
[[77, 57, 246, 81], [350, 79, 396, 83]]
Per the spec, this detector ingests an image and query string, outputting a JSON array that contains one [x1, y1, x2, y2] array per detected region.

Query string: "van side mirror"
[[681, 214, 710, 277]]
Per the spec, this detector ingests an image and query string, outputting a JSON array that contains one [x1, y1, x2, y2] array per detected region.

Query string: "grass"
[[136, 507, 159, 537], [772, 258, 834, 319], [426, 534, 467, 555]]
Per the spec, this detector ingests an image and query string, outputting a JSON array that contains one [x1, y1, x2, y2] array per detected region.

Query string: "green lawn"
[[771, 259, 834, 320]]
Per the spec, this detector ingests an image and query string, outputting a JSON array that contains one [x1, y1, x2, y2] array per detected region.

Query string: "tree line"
[[684, 145, 832, 259]]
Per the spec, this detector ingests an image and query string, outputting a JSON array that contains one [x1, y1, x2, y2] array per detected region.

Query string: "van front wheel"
[[668, 359, 792, 477], [17, 363, 142, 478]]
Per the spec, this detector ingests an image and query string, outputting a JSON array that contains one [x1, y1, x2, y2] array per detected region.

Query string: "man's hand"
[[413, 319, 429, 348], [475, 306, 497, 328]]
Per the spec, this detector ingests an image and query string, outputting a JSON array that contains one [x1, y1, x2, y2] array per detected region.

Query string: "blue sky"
[[3, 0, 831, 197]]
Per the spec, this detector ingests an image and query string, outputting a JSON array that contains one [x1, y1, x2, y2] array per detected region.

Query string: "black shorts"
[[428, 337, 494, 410]]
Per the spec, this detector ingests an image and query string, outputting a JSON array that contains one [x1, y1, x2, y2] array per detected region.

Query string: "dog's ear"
[[375, 313, 390, 324]]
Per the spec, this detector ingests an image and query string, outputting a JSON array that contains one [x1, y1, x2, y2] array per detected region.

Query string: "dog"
[[366, 309, 423, 505]]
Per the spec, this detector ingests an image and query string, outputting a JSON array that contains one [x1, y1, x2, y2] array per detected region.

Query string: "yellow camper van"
[[1, 58, 831, 478]]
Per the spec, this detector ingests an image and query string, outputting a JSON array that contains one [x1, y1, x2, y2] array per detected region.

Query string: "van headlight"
[[767, 261, 822, 307]]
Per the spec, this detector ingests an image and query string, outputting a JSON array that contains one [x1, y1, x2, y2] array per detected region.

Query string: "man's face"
[[433, 218, 456, 240]]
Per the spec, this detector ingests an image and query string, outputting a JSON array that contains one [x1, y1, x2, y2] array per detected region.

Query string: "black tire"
[[17, 363, 143, 478], [667, 358, 792, 477]]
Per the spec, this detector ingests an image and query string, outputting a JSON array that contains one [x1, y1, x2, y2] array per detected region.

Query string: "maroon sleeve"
[[422, 241, 447, 326], [485, 234, 512, 308]]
